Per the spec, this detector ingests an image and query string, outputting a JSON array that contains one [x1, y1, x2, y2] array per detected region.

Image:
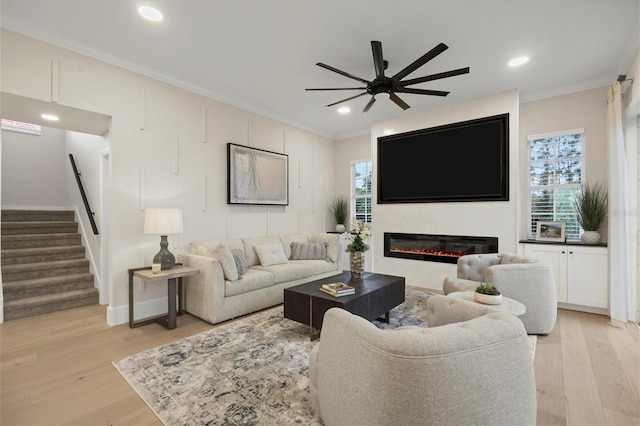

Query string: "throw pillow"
[[254, 243, 289, 267], [196, 243, 239, 281], [309, 233, 339, 262], [290, 242, 328, 260], [231, 249, 247, 276]]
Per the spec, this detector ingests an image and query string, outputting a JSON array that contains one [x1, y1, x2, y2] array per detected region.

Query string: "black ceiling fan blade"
[[392, 42, 448, 82], [326, 92, 368, 107], [316, 62, 370, 84], [306, 87, 367, 91], [371, 41, 385, 79], [395, 87, 450, 97], [362, 96, 376, 112], [400, 67, 470, 87], [389, 93, 410, 110]]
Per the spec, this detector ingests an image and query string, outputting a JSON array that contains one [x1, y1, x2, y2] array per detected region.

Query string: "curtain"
[[607, 81, 631, 324]]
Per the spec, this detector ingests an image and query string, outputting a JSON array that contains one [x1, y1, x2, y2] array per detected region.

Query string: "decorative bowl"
[[474, 291, 504, 305]]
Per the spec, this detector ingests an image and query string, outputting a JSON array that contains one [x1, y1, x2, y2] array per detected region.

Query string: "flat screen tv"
[[377, 113, 509, 203]]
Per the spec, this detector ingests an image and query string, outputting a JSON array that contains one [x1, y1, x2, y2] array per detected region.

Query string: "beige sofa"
[[309, 295, 537, 426], [179, 233, 342, 325]]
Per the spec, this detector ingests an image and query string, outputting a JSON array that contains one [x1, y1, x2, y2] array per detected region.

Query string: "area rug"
[[112, 291, 535, 425]]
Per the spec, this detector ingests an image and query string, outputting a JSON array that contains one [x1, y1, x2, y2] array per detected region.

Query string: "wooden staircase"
[[1, 210, 99, 321]]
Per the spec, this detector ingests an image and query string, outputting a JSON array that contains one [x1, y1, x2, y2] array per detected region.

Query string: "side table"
[[447, 291, 526, 316], [128, 265, 199, 329]]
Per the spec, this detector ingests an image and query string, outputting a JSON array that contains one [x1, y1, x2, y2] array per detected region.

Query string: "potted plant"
[[573, 181, 608, 244], [329, 197, 348, 232], [474, 282, 503, 305]]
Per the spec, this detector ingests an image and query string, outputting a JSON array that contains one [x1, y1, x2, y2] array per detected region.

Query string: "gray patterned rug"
[[113, 291, 535, 425], [112, 290, 432, 425]]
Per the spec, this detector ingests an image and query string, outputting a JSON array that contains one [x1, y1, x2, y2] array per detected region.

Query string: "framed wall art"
[[535, 221, 566, 242], [227, 143, 289, 206]]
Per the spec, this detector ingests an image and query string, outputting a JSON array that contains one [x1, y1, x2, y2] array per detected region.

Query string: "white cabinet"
[[523, 243, 608, 311]]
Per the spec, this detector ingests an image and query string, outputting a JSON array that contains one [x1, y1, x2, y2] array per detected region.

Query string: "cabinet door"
[[567, 246, 608, 309], [523, 244, 568, 303]]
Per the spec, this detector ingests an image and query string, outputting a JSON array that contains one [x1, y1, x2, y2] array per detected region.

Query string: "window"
[[351, 160, 372, 223], [528, 129, 584, 240], [1, 119, 41, 135]]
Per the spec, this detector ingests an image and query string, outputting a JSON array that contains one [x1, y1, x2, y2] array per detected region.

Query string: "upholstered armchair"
[[443, 253, 557, 334], [309, 296, 537, 426]]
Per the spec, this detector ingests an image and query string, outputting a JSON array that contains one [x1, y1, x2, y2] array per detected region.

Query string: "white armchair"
[[443, 253, 557, 334], [309, 296, 537, 426]]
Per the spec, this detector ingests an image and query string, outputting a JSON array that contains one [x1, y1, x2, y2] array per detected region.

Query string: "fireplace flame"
[[390, 248, 465, 258]]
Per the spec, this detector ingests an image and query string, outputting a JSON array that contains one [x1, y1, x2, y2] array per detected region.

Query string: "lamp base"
[[154, 235, 176, 270]]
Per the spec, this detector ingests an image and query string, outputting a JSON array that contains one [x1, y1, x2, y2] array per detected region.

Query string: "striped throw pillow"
[[290, 242, 328, 260]]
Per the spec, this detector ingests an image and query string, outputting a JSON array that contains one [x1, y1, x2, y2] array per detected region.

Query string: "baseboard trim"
[[107, 296, 169, 326], [558, 302, 608, 316]]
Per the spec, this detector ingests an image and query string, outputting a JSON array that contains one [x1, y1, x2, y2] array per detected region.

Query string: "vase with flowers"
[[343, 219, 371, 279]]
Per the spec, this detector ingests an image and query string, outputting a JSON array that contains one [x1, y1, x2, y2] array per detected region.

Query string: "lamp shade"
[[143, 208, 183, 235]]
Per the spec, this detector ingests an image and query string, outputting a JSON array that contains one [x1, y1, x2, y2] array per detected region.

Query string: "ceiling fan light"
[[508, 56, 529, 67]]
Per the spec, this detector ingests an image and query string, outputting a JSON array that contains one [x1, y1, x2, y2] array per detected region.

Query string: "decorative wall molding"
[[50, 58, 59, 103], [201, 106, 207, 143], [172, 135, 179, 175], [201, 173, 207, 212]]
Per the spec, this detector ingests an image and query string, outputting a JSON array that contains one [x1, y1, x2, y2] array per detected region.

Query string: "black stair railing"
[[69, 154, 99, 235]]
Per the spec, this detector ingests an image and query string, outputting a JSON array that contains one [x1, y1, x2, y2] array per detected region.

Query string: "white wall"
[[519, 86, 609, 241], [1, 126, 70, 208], [0, 29, 337, 324], [370, 90, 520, 290]]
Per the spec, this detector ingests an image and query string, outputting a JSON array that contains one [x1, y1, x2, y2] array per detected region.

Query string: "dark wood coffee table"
[[283, 271, 405, 340]]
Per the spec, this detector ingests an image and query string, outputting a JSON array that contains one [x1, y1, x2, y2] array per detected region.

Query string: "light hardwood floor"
[[1, 291, 639, 425]]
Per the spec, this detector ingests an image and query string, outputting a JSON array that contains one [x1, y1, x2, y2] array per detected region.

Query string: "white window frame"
[[351, 160, 372, 224], [527, 128, 585, 240]]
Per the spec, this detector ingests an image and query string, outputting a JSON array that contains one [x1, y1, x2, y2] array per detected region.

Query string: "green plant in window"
[[329, 197, 348, 226], [573, 182, 608, 231]]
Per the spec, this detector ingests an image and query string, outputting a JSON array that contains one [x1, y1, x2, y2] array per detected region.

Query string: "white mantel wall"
[[370, 90, 520, 290], [1, 30, 337, 325]]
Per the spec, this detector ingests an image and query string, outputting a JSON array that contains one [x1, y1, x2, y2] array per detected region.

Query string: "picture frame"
[[535, 221, 566, 242], [227, 143, 289, 205]]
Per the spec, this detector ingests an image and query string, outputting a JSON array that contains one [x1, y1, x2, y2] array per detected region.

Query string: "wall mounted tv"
[[377, 113, 509, 203]]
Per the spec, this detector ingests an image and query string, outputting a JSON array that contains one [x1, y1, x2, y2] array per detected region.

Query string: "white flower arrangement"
[[343, 219, 371, 252]]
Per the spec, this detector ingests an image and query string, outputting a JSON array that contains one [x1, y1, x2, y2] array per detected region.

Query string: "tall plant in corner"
[[573, 181, 608, 244], [329, 197, 348, 232]]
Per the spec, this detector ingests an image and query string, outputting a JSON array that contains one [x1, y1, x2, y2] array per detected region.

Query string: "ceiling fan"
[[306, 40, 470, 112]]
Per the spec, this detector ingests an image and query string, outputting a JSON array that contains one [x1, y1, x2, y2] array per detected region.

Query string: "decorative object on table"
[[227, 143, 289, 205], [474, 282, 503, 305], [143, 208, 184, 270], [535, 221, 566, 242], [319, 282, 355, 297], [573, 181, 608, 244], [151, 263, 161, 274], [328, 196, 348, 232], [343, 219, 371, 279]]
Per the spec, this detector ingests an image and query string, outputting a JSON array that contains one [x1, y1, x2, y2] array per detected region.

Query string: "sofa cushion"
[[252, 259, 336, 283], [194, 242, 239, 281], [243, 236, 282, 266], [290, 242, 328, 260], [309, 233, 339, 262], [232, 249, 247, 276], [254, 243, 289, 266], [225, 268, 274, 297], [279, 234, 309, 258]]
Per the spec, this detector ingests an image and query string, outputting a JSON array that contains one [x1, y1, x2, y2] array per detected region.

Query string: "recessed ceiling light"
[[382, 128, 394, 135], [508, 56, 529, 67], [138, 5, 163, 22], [337, 106, 351, 114], [41, 113, 59, 122]]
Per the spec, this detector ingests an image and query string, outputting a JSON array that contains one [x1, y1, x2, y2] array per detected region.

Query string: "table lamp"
[[143, 208, 184, 270]]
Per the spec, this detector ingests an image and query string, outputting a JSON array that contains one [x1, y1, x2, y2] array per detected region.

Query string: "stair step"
[[1, 233, 81, 249], [3, 288, 99, 321], [3, 273, 95, 301], [1, 221, 78, 235], [1, 246, 86, 265], [1, 259, 90, 282], [1, 210, 75, 223]]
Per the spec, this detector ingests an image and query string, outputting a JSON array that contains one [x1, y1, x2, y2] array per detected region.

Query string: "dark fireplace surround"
[[384, 232, 498, 264]]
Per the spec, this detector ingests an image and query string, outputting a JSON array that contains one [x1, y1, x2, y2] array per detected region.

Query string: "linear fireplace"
[[384, 233, 498, 264]]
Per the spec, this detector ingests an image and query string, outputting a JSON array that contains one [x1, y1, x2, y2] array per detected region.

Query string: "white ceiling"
[[1, 0, 638, 140]]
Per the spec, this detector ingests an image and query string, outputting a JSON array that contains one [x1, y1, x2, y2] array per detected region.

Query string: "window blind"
[[352, 161, 372, 223]]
